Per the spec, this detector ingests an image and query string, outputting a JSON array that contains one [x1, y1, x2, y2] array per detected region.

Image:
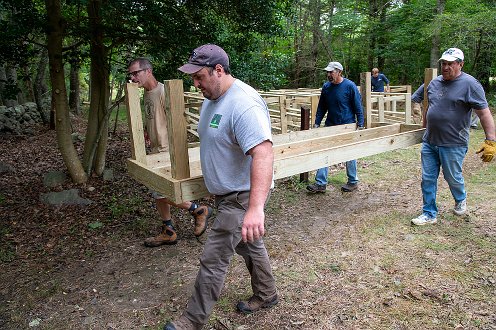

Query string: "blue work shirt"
[[371, 73, 389, 92], [315, 78, 364, 127]]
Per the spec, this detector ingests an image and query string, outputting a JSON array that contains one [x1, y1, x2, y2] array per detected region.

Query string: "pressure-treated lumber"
[[125, 80, 424, 204], [360, 72, 372, 128], [422, 68, 437, 124]]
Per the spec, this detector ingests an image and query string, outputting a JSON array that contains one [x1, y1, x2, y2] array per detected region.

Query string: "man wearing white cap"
[[307, 61, 364, 193], [410, 47, 496, 226]]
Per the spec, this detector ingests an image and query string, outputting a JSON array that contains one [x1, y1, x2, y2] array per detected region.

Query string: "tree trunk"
[[22, 65, 35, 103], [0, 64, 6, 106], [34, 48, 50, 124], [45, 0, 87, 184], [377, 1, 388, 70], [69, 63, 81, 115], [1, 64, 18, 107], [310, 0, 321, 84], [82, 0, 110, 176], [430, 0, 446, 68], [293, 2, 305, 88], [326, 0, 336, 58], [7, 66, 25, 104], [367, 0, 378, 69]]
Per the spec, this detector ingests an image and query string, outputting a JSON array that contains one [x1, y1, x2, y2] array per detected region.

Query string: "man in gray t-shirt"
[[410, 47, 496, 226], [163, 44, 277, 330]]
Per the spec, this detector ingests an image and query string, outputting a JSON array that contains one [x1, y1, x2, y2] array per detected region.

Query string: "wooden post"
[[279, 95, 287, 134], [125, 83, 147, 164], [422, 68, 437, 127], [310, 95, 319, 125], [404, 93, 412, 124], [299, 105, 310, 183], [378, 95, 385, 122], [360, 72, 372, 128], [164, 80, 190, 180]]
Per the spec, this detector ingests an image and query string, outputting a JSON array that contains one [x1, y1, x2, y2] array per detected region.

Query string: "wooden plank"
[[378, 95, 385, 122], [127, 158, 179, 201], [125, 83, 147, 164], [127, 159, 208, 203], [272, 123, 356, 144], [145, 147, 201, 170], [422, 68, 437, 126], [404, 92, 412, 124], [273, 128, 424, 179], [310, 95, 318, 125], [273, 124, 403, 158], [164, 80, 190, 179], [279, 96, 287, 134], [360, 72, 372, 128]]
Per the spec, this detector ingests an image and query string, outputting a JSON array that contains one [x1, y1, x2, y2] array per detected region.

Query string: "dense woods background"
[[1, 0, 496, 182]]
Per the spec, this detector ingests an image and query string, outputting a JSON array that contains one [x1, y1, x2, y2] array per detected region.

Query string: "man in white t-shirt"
[[128, 58, 213, 246]]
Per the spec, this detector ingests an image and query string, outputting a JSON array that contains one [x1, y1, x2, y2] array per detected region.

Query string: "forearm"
[[248, 141, 274, 210], [476, 108, 496, 141]]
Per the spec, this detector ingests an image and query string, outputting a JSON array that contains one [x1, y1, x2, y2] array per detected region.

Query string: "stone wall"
[[0, 102, 48, 135]]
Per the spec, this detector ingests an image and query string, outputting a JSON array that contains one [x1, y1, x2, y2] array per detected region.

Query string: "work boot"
[[191, 206, 213, 237], [236, 295, 279, 314], [144, 225, 177, 247], [163, 315, 201, 330], [306, 183, 326, 193], [341, 182, 358, 192]]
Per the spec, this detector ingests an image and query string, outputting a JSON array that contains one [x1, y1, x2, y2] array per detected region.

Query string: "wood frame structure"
[[125, 79, 425, 204]]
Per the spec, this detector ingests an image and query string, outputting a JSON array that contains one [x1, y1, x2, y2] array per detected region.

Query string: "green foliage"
[[107, 195, 144, 220], [88, 221, 104, 230]]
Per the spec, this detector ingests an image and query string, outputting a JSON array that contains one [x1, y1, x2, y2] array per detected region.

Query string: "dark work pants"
[[183, 191, 277, 326]]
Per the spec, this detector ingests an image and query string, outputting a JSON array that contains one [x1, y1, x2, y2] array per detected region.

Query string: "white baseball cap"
[[324, 61, 343, 71], [439, 48, 464, 62]]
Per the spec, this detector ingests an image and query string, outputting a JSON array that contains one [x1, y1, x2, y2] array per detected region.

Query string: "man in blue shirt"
[[307, 61, 364, 193], [371, 68, 390, 92]]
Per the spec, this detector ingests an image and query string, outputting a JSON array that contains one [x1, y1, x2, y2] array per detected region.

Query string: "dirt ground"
[[1, 120, 495, 330]]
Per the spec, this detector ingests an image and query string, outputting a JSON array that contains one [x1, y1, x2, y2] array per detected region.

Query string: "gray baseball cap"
[[178, 44, 229, 74]]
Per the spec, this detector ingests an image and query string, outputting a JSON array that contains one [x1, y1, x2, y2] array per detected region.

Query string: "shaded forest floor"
[[1, 117, 495, 330]]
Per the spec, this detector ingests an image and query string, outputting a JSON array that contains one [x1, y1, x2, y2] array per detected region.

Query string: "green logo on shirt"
[[210, 114, 222, 128]]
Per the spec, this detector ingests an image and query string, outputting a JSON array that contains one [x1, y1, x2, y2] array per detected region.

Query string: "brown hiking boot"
[[163, 315, 201, 330], [306, 183, 326, 193], [144, 225, 177, 247], [341, 182, 358, 192], [236, 295, 279, 314], [191, 206, 213, 237]]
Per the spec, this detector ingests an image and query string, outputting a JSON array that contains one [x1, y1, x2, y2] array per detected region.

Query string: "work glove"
[[476, 139, 496, 162]]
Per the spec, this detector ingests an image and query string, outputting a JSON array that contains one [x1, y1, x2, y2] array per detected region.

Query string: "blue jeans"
[[315, 160, 358, 186], [421, 142, 467, 218]]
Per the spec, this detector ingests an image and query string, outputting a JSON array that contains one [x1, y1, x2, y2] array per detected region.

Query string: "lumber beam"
[[125, 83, 147, 164], [164, 80, 190, 180], [422, 68, 437, 125], [360, 72, 372, 128], [272, 127, 424, 179]]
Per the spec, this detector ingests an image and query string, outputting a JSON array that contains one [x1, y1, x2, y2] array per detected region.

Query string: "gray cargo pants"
[[183, 191, 277, 327]]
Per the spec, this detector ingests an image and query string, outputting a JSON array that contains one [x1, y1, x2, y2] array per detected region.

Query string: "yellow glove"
[[476, 139, 496, 162]]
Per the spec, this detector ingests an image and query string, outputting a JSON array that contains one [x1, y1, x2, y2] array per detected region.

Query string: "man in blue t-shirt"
[[371, 68, 390, 92], [306, 61, 364, 193], [410, 47, 496, 226]]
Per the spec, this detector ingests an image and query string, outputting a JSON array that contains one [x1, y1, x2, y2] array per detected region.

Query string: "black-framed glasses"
[[128, 68, 147, 77]]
